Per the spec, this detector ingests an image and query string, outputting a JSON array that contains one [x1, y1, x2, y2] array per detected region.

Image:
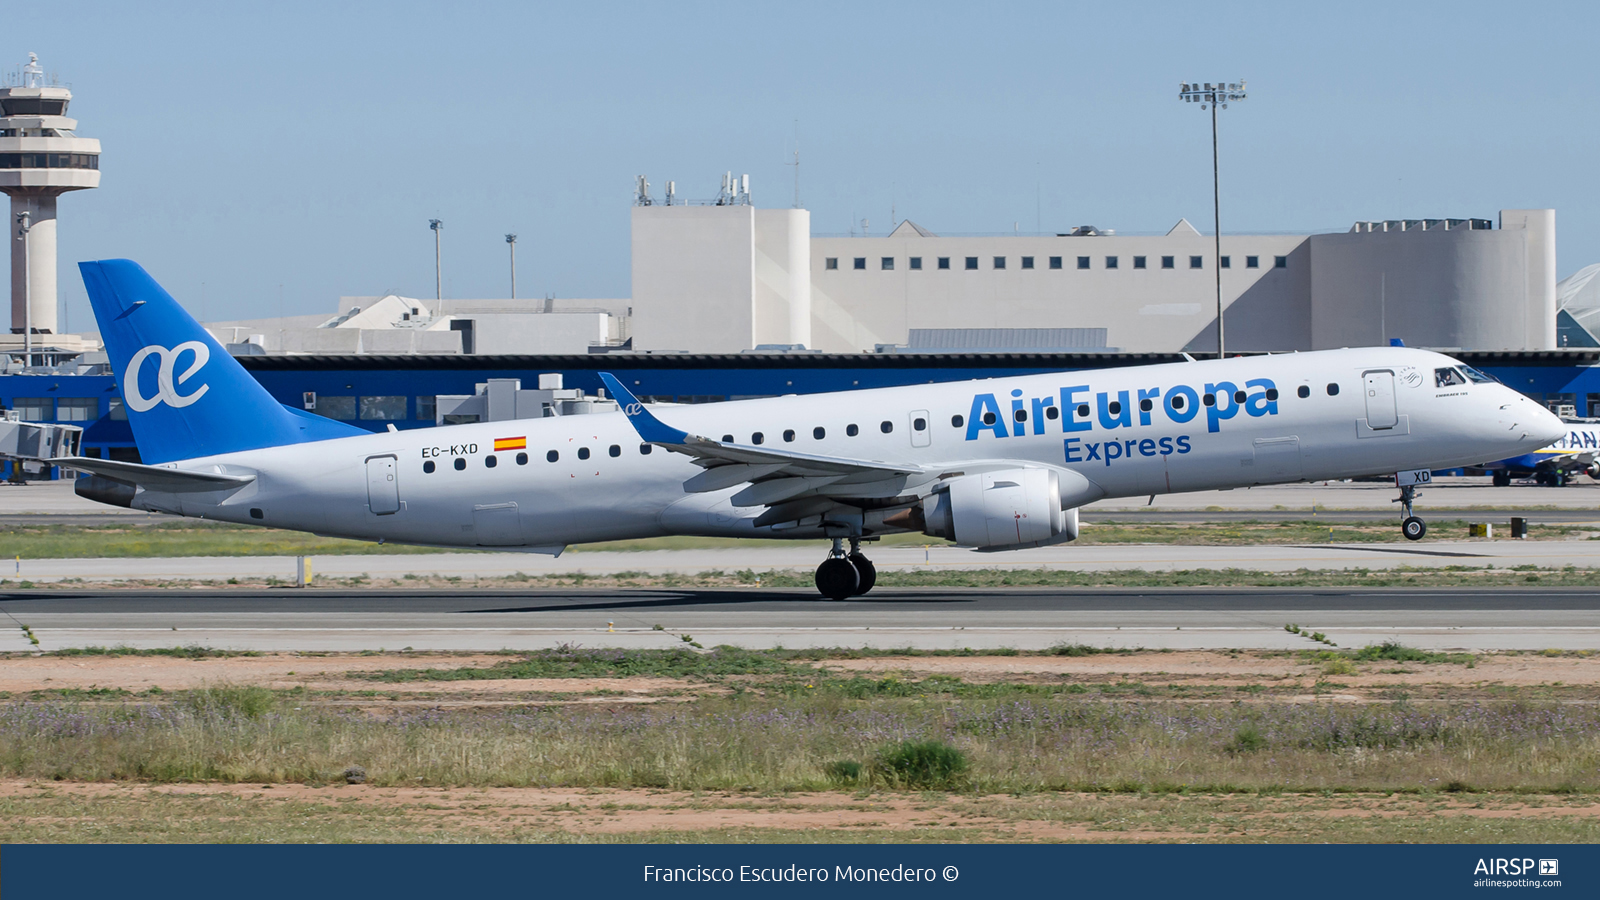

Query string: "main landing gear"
[[1396, 483, 1427, 541], [815, 536, 876, 600]]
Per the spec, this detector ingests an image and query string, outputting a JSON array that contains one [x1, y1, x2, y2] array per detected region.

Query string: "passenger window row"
[[421, 442, 655, 473], [726, 420, 897, 446], [1295, 384, 1341, 398]]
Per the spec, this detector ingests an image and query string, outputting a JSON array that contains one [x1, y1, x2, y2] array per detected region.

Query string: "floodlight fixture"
[[1178, 79, 1247, 359], [15, 211, 29, 366], [429, 219, 444, 301], [506, 233, 518, 300]]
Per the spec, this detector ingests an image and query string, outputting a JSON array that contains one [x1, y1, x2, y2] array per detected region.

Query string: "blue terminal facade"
[[4, 350, 1600, 475]]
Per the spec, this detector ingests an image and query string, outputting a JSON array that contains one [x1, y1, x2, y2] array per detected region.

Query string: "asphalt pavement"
[[3, 586, 1596, 653]]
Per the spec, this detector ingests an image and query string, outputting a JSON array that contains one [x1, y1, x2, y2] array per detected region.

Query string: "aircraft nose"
[[1514, 394, 1566, 445], [1532, 402, 1566, 444], [1492, 389, 1563, 448]]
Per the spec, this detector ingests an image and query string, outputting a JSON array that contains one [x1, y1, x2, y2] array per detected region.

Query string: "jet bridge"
[[0, 409, 83, 477]]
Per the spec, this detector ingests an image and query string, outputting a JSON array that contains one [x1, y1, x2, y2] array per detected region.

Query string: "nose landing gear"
[[1396, 483, 1427, 541], [814, 536, 877, 600]]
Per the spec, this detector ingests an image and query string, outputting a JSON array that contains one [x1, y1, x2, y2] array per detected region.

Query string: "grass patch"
[[876, 739, 968, 789], [1046, 643, 1139, 657], [46, 646, 263, 659], [1351, 642, 1477, 665], [357, 645, 798, 683], [2, 691, 1598, 794], [1224, 724, 1268, 754], [357, 647, 1156, 686], [180, 685, 277, 719], [0, 520, 462, 559]]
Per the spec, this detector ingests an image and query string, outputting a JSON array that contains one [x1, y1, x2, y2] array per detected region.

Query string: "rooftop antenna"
[[22, 53, 42, 89], [664, 180, 675, 206], [634, 175, 652, 206], [787, 120, 800, 208]]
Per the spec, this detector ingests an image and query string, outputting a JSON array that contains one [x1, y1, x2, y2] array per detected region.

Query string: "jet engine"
[[915, 468, 1078, 550]]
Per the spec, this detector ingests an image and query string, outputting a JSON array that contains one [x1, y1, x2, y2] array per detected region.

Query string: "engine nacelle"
[[919, 467, 1077, 550]]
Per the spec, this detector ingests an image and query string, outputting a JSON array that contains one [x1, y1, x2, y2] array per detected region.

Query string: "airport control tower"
[[0, 54, 99, 339]]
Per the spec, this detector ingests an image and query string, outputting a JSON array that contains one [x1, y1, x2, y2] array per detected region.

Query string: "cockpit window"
[[1434, 367, 1466, 387], [1459, 365, 1496, 384]]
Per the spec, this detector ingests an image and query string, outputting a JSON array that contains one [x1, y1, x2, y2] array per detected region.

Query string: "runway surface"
[[4, 586, 1598, 652]]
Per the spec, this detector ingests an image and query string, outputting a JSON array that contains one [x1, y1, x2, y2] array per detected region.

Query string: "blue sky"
[[13, 0, 1599, 325]]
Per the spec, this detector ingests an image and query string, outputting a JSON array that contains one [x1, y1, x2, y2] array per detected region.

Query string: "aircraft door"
[[365, 455, 400, 515], [1363, 370, 1398, 429], [910, 410, 931, 448]]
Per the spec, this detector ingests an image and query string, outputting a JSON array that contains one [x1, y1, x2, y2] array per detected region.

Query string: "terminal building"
[[630, 183, 1560, 355]]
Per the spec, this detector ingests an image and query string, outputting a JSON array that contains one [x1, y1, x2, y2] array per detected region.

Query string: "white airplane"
[[64, 260, 1564, 599]]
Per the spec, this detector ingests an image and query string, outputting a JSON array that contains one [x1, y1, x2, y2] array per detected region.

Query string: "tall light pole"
[[505, 233, 517, 300], [428, 219, 444, 301], [1179, 80, 1247, 359], [15, 210, 29, 368]]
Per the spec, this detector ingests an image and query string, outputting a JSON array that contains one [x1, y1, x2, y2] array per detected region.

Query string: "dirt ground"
[[0, 650, 1594, 702], [2, 779, 1597, 843]]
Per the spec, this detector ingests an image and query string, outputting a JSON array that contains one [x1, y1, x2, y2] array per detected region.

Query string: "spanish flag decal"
[[493, 436, 527, 452]]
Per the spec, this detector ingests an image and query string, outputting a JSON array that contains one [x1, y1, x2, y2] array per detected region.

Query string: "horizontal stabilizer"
[[62, 457, 255, 493]]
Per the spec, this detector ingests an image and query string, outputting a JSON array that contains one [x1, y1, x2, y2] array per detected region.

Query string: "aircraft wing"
[[61, 457, 256, 493], [599, 373, 932, 511]]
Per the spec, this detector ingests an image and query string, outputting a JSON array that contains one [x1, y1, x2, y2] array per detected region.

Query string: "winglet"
[[599, 372, 690, 444]]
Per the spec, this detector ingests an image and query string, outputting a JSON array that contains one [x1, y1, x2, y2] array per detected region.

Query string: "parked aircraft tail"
[[78, 259, 363, 464]]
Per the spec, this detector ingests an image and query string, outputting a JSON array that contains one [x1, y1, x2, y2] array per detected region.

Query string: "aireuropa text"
[[641, 865, 943, 883]]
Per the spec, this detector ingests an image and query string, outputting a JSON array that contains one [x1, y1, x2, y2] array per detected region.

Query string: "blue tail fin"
[[80, 259, 364, 464]]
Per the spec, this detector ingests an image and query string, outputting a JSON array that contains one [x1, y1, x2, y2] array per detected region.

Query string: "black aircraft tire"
[[848, 553, 877, 596], [1402, 516, 1427, 541], [1492, 471, 1511, 487], [815, 557, 860, 601]]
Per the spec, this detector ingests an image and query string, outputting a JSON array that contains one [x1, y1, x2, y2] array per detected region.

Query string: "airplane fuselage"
[[114, 347, 1560, 551]]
